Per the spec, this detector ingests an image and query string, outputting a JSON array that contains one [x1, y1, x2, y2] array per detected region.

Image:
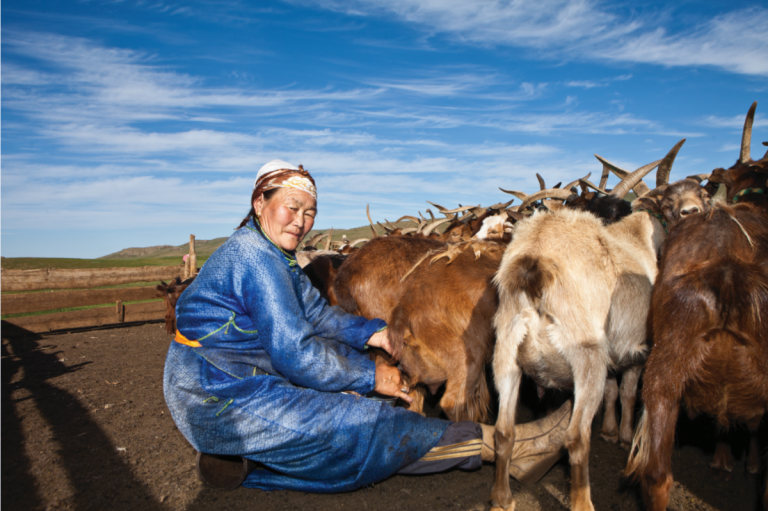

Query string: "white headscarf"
[[253, 159, 317, 199]]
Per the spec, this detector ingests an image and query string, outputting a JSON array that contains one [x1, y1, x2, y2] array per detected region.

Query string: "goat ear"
[[635, 197, 661, 215]]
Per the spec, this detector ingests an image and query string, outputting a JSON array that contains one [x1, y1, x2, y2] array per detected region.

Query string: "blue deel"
[[164, 218, 449, 493]]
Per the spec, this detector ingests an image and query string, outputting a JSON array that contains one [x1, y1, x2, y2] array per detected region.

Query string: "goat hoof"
[[619, 441, 631, 452], [490, 503, 515, 511], [599, 432, 618, 444]]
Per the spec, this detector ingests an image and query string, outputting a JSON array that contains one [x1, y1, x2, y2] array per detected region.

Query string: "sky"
[[2, 0, 767, 258]]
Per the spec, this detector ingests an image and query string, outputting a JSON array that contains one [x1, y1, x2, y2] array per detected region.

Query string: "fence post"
[[189, 234, 197, 277], [116, 300, 124, 323]]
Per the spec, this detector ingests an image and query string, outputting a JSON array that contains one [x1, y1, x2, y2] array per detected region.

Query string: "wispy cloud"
[[304, 1, 768, 76]]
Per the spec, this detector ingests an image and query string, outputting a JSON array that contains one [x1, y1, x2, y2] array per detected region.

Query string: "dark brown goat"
[[625, 202, 768, 511], [156, 276, 195, 334]]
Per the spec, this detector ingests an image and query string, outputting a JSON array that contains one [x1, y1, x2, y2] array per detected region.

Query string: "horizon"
[[2, 0, 767, 258]]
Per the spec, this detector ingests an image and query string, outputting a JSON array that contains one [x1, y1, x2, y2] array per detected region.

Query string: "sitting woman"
[[163, 160, 571, 493]]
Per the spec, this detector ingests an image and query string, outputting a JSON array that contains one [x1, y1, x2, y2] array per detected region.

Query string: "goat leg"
[[618, 365, 642, 451], [490, 361, 523, 511], [746, 417, 761, 477], [600, 375, 619, 444]]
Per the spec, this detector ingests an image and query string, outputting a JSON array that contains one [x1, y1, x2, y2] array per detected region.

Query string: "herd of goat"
[[158, 102, 767, 511]]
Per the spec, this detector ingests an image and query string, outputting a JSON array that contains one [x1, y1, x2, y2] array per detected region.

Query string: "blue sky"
[[2, 0, 767, 258]]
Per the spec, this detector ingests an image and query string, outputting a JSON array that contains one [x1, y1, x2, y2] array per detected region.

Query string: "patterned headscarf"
[[253, 159, 317, 199]]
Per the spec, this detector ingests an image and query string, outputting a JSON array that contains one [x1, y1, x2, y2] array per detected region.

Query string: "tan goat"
[[488, 144, 685, 511]]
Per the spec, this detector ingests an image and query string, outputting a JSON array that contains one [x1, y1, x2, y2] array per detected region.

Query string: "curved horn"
[[488, 198, 515, 210], [609, 159, 661, 199], [323, 228, 334, 251], [426, 209, 435, 222], [656, 139, 686, 187], [421, 217, 451, 237], [366, 204, 378, 238], [377, 221, 392, 234], [430, 204, 479, 214], [426, 201, 455, 218], [306, 232, 328, 247], [598, 160, 611, 189], [499, 188, 529, 201], [395, 215, 420, 225], [564, 172, 591, 194], [741, 101, 757, 163], [349, 238, 369, 247], [638, 184, 669, 199], [579, 178, 608, 195], [536, 173, 546, 191], [595, 154, 652, 197], [400, 227, 417, 235], [384, 219, 396, 229], [519, 188, 576, 210], [416, 219, 428, 233]]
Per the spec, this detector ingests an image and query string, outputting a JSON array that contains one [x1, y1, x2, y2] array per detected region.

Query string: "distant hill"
[[98, 222, 415, 259]]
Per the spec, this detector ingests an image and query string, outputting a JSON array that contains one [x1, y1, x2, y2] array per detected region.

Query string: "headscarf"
[[253, 159, 317, 200]]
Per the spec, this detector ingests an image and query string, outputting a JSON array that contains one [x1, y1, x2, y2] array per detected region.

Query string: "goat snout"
[[680, 206, 700, 217]]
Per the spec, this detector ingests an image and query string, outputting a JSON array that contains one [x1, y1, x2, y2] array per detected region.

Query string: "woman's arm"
[[297, 270, 386, 351], [241, 255, 377, 394]]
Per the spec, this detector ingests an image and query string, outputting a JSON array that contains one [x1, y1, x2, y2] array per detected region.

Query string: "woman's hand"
[[374, 363, 413, 404], [366, 329, 401, 361]]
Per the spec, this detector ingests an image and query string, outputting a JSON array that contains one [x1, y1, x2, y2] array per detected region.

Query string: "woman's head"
[[239, 160, 318, 251]]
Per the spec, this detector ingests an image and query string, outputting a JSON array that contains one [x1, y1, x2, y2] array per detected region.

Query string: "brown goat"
[[387, 241, 505, 422], [625, 202, 768, 511], [156, 276, 195, 334]]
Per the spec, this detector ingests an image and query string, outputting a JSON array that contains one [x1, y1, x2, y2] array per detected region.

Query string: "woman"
[[164, 160, 571, 493]]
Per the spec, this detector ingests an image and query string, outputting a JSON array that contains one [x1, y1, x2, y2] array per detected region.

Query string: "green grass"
[[1, 256, 196, 271], [1, 299, 162, 320]]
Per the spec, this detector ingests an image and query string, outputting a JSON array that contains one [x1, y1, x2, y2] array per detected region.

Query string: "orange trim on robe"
[[175, 330, 202, 348]]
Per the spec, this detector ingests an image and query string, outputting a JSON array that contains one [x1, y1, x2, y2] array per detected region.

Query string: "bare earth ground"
[[2, 322, 765, 511]]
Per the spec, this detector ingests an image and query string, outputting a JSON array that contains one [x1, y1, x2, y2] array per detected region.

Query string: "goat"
[[387, 241, 505, 421], [156, 276, 196, 334], [624, 202, 768, 511], [489, 144, 683, 511], [625, 103, 768, 511]]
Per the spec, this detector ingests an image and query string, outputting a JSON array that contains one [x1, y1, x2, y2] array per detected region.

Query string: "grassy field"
[[1, 256, 191, 271]]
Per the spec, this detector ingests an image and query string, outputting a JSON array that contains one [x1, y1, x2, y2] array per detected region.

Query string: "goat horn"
[[458, 210, 475, 222], [519, 189, 576, 210], [324, 228, 334, 251], [712, 183, 728, 204], [350, 238, 369, 247], [595, 154, 652, 197], [426, 201, 455, 218], [306, 232, 328, 247], [430, 204, 479, 214], [579, 178, 609, 195], [599, 160, 611, 189], [377, 221, 392, 234], [395, 215, 420, 225], [366, 204, 378, 238], [740, 101, 757, 163], [656, 139, 686, 187], [499, 188, 529, 201], [421, 217, 451, 236], [418, 211, 426, 221], [426, 209, 435, 222], [400, 227, 417, 235], [610, 159, 662, 199], [488, 198, 515, 210], [609, 159, 661, 199], [536, 173, 546, 191], [564, 172, 592, 193], [384, 219, 396, 229], [416, 219, 428, 233]]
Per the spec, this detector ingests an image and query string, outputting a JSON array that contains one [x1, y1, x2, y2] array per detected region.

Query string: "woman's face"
[[254, 187, 317, 251]]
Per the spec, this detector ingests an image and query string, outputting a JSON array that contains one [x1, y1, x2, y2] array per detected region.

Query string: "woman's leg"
[[398, 400, 572, 484]]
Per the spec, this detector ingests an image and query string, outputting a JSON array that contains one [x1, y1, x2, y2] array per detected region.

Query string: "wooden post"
[[184, 256, 191, 279], [189, 234, 197, 277], [116, 300, 124, 323]]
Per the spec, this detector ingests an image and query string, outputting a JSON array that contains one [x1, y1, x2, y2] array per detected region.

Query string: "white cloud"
[[305, 1, 768, 76]]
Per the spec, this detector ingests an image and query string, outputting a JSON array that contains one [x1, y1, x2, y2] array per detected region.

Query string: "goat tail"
[[624, 407, 649, 481]]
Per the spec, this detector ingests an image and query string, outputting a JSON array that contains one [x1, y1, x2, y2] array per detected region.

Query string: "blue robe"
[[163, 219, 449, 493]]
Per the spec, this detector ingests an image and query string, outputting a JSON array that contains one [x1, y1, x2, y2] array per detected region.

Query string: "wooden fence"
[[2, 236, 200, 336]]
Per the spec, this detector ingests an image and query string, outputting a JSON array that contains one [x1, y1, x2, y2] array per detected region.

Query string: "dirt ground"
[[2, 322, 765, 511]]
